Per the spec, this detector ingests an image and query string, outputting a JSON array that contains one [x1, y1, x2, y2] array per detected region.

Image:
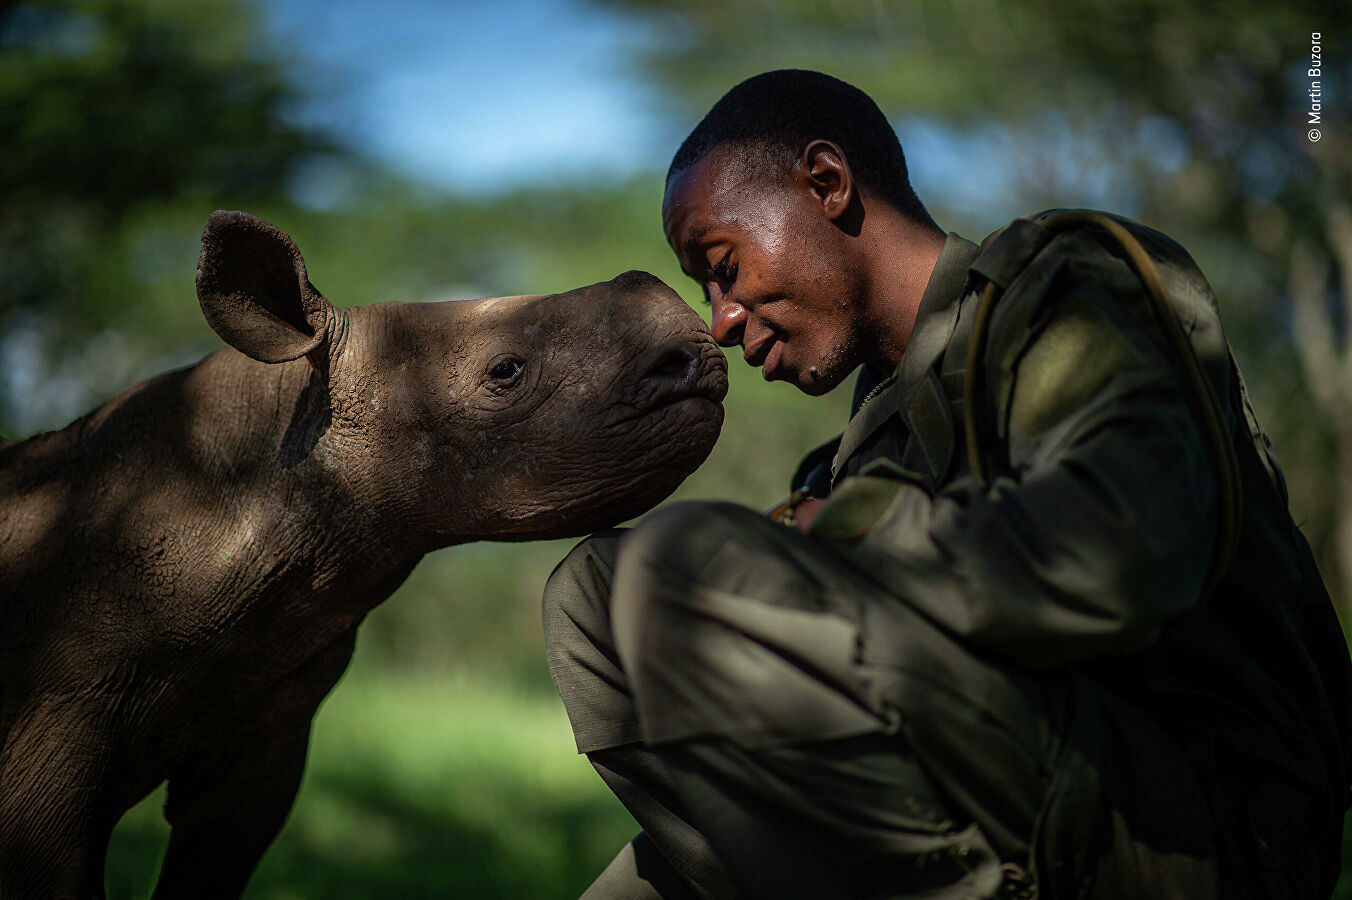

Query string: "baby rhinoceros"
[[0, 210, 728, 899]]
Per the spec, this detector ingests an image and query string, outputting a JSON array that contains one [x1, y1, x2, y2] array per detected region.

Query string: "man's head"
[[662, 70, 938, 395]]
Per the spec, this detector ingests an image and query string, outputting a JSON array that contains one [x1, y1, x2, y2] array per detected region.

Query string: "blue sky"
[[266, 0, 676, 194], [260, 0, 1155, 220]]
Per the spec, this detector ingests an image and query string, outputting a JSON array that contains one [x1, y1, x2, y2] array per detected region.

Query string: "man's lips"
[[762, 341, 784, 379], [743, 335, 775, 368], [744, 335, 783, 379]]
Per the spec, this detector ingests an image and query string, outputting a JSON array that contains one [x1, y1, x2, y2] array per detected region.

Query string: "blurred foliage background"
[[1, 0, 1348, 896]]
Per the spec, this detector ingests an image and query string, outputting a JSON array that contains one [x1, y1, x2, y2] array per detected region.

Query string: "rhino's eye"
[[488, 357, 525, 385]]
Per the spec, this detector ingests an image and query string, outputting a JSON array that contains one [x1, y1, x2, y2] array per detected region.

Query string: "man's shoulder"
[[974, 208, 1203, 291], [968, 209, 1234, 447], [970, 209, 1221, 352]]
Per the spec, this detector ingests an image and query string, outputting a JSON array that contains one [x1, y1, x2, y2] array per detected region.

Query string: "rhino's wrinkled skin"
[[0, 211, 727, 898]]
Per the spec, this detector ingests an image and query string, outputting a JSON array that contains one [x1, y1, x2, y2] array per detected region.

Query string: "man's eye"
[[711, 259, 738, 282]]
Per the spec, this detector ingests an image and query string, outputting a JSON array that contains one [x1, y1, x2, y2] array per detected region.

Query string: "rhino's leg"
[[152, 631, 357, 899], [152, 724, 309, 900], [0, 714, 118, 900]]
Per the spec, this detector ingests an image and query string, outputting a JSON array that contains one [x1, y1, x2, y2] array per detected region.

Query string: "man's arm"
[[820, 247, 1229, 668]]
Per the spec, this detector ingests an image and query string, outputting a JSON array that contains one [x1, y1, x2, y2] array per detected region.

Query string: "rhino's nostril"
[[645, 345, 697, 382]]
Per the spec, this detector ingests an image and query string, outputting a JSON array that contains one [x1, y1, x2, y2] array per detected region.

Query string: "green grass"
[[105, 666, 635, 899]]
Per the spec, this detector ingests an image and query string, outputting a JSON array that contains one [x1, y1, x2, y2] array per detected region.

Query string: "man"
[[543, 70, 1352, 899]]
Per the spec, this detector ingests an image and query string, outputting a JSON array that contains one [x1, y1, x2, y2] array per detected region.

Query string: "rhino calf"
[[0, 211, 727, 898]]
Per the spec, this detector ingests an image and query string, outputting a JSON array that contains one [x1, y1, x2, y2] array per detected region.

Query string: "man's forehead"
[[663, 148, 769, 234], [662, 154, 716, 217]]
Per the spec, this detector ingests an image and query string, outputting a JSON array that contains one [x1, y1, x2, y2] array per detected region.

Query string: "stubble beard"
[[797, 333, 858, 396]]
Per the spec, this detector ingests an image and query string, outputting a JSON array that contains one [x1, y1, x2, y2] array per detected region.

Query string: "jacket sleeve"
[[823, 246, 1227, 668]]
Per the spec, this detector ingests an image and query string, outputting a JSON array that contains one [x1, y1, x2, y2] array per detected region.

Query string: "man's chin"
[[780, 364, 848, 397], [760, 344, 854, 395]]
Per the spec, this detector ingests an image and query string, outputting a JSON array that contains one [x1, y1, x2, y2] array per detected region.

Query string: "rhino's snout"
[[631, 333, 729, 416], [643, 344, 700, 386]]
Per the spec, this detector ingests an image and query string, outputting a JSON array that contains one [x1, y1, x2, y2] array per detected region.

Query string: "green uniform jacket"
[[794, 210, 1352, 891]]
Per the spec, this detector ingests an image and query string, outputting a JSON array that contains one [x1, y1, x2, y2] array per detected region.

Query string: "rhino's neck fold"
[[187, 342, 427, 608]]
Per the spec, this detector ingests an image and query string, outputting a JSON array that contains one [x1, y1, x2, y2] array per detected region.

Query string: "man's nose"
[[710, 296, 747, 347]]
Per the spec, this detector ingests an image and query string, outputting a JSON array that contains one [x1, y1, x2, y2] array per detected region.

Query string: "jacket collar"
[[832, 232, 980, 478]]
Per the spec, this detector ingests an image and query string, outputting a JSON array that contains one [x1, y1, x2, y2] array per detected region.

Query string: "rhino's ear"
[[196, 210, 332, 364]]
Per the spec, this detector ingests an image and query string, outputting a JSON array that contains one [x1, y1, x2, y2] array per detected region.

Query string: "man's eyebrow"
[[682, 225, 715, 260]]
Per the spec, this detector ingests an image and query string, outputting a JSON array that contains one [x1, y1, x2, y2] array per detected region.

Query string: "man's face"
[[662, 147, 866, 396]]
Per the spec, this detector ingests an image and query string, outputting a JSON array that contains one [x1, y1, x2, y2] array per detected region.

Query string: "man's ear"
[[797, 140, 854, 222], [196, 210, 332, 364]]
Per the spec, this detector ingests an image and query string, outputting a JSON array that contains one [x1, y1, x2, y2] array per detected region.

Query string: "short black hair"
[[667, 69, 931, 223]]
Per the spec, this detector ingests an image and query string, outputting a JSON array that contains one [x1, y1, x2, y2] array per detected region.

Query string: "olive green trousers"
[[543, 502, 1226, 900]]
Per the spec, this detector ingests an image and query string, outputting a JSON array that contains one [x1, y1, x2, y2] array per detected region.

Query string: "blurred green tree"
[[0, 0, 331, 434], [604, 0, 1352, 614]]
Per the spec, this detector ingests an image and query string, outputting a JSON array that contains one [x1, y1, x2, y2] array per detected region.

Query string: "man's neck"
[[857, 202, 948, 374]]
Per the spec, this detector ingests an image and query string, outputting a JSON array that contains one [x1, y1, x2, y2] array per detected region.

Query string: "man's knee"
[[614, 501, 751, 599], [542, 529, 648, 752], [609, 500, 772, 681], [610, 502, 884, 748], [541, 528, 626, 654], [610, 499, 815, 641]]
